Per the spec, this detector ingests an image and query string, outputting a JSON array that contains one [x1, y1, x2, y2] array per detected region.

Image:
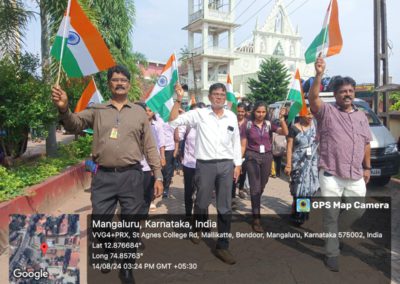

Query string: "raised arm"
[[169, 83, 184, 122], [276, 107, 289, 136], [308, 56, 325, 114]]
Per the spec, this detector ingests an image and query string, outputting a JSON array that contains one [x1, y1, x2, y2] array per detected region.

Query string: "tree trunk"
[[40, 0, 58, 157]]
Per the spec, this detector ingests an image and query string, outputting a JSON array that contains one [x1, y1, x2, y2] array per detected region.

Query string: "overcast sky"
[[24, 0, 400, 84]]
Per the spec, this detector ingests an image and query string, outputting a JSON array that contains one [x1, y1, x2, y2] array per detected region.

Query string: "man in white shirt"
[[169, 83, 242, 265]]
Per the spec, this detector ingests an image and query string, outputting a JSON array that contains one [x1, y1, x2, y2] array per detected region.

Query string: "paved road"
[[1, 172, 398, 284], [1, 133, 399, 283]]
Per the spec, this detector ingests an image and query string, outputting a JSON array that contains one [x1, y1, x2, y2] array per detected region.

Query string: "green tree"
[[42, 0, 146, 100], [390, 92, 400, 111], [37, 0, 145, 155], [0, 54, 54, 159], [247, 57, 290, 105], [0, 0, 33, 56]]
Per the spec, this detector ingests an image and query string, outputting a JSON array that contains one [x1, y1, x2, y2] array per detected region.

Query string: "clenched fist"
[[51, 86, 69, 113]]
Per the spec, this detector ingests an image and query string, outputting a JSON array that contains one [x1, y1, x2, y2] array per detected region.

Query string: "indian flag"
[[186, 94, 196, 111], [146, 54, 178, 122], [304, 0, 342, 64], [74, 78, 103, 113], [287, 69, 307, 124], [51, 0, 115, 78], [226, 74, 237, 114]]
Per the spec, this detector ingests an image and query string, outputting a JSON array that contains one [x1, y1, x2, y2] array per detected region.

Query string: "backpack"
[[272, 132, 287, 156]]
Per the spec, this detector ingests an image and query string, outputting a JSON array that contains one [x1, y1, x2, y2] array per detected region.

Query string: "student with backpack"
[[240, 101, 288, 232]]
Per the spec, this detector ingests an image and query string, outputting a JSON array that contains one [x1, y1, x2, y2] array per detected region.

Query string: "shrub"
[[0, 136, 92, 202]]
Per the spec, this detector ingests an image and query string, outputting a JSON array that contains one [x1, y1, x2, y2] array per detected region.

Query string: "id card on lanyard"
[[110, 112, 120, 139], [257, 123, 266, 153]]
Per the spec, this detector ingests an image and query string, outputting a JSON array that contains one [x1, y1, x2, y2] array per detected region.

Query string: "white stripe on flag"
[[67, 26, 98, 75]]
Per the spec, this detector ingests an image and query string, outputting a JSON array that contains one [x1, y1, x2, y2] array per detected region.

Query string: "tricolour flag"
[[287, 69, 307, 124], [304, 0, 342, 64], [145, 54, 179, 122], [226, 74, 237, 114], [74, 78, 103, 113], [51, 0, 115, 77]]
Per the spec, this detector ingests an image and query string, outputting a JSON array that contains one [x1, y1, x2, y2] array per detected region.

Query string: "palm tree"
[[36, 0, 145, 154], [0, 0, 33, 57]]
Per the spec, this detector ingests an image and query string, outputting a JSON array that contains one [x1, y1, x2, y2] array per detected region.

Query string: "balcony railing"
[[190, 47, 234, 57], [189, 9, 233, 24]]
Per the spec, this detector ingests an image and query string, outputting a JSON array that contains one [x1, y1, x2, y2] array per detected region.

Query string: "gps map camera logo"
[[296, 198, 310, 212]]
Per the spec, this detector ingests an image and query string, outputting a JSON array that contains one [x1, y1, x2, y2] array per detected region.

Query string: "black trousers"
[[273, 155, 282, 176], [91, 168, 144, 216], [246, 151, 272, 218], [162, 150, 175, 196], [183, 166, 196, 216], [141, 171, 155, 216], [194, 160, 233, 249], [90, 167, 143, 265]]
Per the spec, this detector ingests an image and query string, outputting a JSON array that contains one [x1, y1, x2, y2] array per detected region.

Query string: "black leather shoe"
[[119, 268, 135, 284]]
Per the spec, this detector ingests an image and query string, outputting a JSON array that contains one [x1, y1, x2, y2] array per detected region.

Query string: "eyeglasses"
[[211, 93, 226, 98], [110, 78, 129, 84]]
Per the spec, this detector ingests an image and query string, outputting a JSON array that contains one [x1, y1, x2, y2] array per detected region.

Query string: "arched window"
[[290, 43, 295, 57], [275, 11, 283, 33]]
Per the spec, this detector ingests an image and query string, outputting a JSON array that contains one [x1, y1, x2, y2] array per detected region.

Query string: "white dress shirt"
[[161, 121, 176, 151], [169, 107, 242, 166]]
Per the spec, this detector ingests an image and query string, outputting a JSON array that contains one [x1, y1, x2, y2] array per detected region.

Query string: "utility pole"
[[374, 0, 389, 126]]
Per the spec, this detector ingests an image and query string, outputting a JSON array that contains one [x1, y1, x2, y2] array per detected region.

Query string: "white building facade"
[[183, 0, 313, 103]]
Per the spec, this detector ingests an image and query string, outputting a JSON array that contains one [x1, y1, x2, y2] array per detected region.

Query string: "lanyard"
[[116, 111, 121, 128], [256, 123, 266, 140]]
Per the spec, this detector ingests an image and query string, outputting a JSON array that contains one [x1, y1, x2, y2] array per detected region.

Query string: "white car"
[[269, 96, 399, 186]]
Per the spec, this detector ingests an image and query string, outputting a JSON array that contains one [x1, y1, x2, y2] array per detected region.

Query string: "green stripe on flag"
[[227, 92, 237, 114], [304, 27, 328, 64], [146, 70, 178, 121], [287, 89, 303, 124], [287, 102, 302, 124], [51, 37, 84, 78]]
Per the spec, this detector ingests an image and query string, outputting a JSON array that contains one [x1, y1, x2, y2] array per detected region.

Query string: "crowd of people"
[[51, 56, 371, 280]]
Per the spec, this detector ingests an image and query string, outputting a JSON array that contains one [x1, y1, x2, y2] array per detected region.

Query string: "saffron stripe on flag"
[[70, 0, 115, 70]]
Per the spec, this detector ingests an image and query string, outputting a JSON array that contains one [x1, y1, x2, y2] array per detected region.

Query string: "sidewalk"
[[21, 131, 75, 159]]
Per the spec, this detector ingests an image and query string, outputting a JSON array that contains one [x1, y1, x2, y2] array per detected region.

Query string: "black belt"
[[98, 164, 142, 172], [197, 159, 233, 163]]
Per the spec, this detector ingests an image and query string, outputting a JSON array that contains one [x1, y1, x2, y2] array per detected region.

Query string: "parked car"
[[269, 95, 399, 186]]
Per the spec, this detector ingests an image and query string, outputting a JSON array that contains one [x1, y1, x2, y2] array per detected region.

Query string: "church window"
[[275, 11, 283, 33], [273, 42, 285, 56]]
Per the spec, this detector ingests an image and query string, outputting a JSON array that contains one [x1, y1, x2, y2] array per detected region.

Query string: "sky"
[[24, 0, 400, 85]]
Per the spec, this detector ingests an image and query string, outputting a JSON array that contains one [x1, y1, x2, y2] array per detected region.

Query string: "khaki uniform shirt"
[[59, 101, 162, 179]]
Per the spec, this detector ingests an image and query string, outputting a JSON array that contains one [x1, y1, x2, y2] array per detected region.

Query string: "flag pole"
[[173, 51, 180, 84], [56, 0, 72, 86], [320, 0, 333, 59], [279, 74, 294, 114], [91, 76, 98, 91]]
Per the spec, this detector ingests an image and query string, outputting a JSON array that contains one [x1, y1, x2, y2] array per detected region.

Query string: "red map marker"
[[40, 243, 48, 256]]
